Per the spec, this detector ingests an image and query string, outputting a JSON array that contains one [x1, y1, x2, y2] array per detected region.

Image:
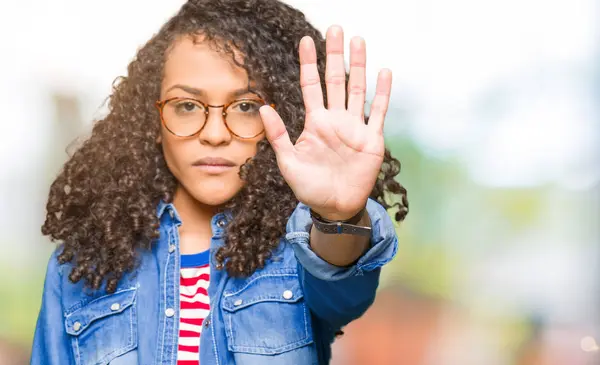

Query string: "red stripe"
[[178, 344, 200, 352], [177, 361, 199, 365], [180, 286, 208, 299], [179, 329, 201, 338], [180, 273, 210, 287], [180, 317, 205, 326], [180, 300, 210, 310]]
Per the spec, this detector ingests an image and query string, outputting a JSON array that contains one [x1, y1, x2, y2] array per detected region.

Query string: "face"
[[159, 37, 264, 206]]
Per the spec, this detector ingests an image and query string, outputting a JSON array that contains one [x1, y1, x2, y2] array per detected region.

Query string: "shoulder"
[[43, 245, 139, 316]]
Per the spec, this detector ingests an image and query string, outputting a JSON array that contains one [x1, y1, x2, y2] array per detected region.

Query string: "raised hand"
[[260, 25, 392, 221]]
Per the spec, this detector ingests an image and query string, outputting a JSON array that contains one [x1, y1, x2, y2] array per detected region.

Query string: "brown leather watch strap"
[[309, 208, 371, 236], [309, 208, 366, 224]]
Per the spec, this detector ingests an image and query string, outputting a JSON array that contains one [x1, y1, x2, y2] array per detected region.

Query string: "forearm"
[[309, 211, 371, 267], [287, 198, 398, 326]]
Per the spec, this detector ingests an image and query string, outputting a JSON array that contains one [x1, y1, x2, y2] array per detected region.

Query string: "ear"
[[156, 133, 162, 144]]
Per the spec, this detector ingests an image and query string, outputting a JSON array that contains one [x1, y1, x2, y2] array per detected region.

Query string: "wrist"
[[310, 206, 366, 223], [310, 206, 371, 237]]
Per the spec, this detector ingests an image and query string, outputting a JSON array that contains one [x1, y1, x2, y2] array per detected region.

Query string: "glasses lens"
[[162, 98, 206, 136], [225, 99, 265, 138]]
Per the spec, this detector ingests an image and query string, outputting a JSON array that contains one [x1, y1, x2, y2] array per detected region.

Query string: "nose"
[[197, 108, 232, 146]]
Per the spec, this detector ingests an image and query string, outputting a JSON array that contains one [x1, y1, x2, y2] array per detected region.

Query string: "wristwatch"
[[309, 208, 372, 237]]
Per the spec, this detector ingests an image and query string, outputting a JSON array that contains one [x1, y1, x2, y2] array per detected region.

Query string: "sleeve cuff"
[[285, 198, 399, 281]]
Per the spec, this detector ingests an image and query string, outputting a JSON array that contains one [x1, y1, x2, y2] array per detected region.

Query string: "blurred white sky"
[[0, 0, 598, 188]]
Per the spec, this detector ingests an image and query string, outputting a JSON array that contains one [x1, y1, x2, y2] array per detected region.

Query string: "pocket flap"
[[222, 272, 303, 312], [65, 288, 137, 336]]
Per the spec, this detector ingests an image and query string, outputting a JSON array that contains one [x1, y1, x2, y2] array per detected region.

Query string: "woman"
[[32, 0, 408, 364]]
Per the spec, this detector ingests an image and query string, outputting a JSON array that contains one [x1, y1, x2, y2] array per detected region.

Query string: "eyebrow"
[[165, 84, 260, 99]]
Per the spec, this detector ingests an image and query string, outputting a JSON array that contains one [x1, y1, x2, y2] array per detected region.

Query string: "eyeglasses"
[[155, 96, 275, 139]]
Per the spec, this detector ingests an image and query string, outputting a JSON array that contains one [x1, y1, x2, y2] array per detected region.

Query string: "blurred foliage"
[[381, 134, 550, 293], [0, 264, 46, 345], [379, 135, 553, 362], [381, 135, 468, 298]]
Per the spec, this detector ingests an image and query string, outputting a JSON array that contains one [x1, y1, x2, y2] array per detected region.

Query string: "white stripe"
[[180, 292, 210, 304], [179, 321, 204, 334], [180, 280, 210, 296], [178, 336, 200, 347], [180, 308, 210, 319], [180, 266, 210, 279], [177, 350, 200, 361]]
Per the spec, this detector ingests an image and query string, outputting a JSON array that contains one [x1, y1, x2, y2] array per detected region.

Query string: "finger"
[[260, 105, 295, 159], [367, 69, 392, 135], [299, 36, 325, 114], [347, 36, 366, 118], [325, 25, 346, 110]]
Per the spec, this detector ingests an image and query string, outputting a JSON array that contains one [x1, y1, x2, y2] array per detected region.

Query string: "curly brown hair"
[[42, 0, 409, 293]]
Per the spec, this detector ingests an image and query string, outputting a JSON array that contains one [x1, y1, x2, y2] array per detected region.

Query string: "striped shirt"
[[177, 250, 210, 365]]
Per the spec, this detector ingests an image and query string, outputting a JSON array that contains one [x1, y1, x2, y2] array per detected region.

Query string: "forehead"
[[162, 36, 249, 95]]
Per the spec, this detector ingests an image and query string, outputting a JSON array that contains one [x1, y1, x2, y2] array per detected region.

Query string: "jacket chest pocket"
[[64, 288, 138, 365], [221, 273, 314, 355]]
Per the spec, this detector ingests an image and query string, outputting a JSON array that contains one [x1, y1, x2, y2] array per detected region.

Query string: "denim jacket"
[[31, 198, 398, 365]]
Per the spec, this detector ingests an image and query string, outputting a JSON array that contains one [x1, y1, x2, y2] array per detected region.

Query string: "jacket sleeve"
[[285, 198, 398, 329], [31, 248, 74, 365]]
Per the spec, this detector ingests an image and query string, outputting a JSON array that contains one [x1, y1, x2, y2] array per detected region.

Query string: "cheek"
[[240, 140, 260, 161], [160, 133, 190, 177]]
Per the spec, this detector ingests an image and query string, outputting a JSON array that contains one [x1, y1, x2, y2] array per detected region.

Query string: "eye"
[[182, 102, 197, 112], [239, 102, 252, 112], [172, 99, 204, 115], [230, 100, 262, 113], [177, 101, 199, 112]]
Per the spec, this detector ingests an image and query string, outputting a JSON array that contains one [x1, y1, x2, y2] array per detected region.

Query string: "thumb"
[[260, 105, 294, 160]]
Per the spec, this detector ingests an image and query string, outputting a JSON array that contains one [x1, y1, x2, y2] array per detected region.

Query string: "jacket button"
[[282, 290, 293, 300], [168, 244, 176, 253], [233, 299, 243, 306], [165, 308, 175, 317], [204, 319, 211, 328], [110, 303, 120, 311], [73, 322, 82, 332], [216, 219, 226, 228]]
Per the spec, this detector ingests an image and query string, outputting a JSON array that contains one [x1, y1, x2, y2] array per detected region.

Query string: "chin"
[[189, 180, 243, 207], [192, 192, 237, 206]]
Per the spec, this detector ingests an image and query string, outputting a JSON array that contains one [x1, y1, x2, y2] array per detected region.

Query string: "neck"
[[172, 185, 218, 254]]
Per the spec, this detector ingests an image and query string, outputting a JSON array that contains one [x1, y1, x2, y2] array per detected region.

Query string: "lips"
[[192, 157, 236, 174], [192, 157, 236, 167]]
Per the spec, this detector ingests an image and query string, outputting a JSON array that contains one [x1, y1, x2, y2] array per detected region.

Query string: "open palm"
[[260, 26, 392, 221]]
